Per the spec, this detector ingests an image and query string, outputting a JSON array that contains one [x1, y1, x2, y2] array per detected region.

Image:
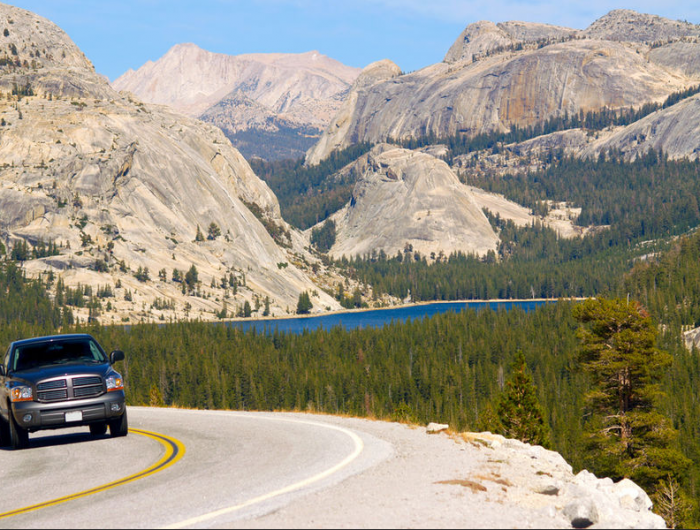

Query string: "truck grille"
[[36, 376, 105, 402], [74, 386, 102, 398], [39, 389, 69, 401], [73, 376, 101, 387], [37, 379, 67, 391]]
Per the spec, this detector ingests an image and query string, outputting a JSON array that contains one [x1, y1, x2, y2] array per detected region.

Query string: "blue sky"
[[8, 1, 700, 81]]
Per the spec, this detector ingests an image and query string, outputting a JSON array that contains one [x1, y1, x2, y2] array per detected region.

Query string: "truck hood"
[[11, 362, 112, 384]]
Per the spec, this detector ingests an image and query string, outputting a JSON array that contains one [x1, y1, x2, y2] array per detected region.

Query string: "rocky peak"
[[112, 43, 361, 159], [444, 19, 578, 64], [350, 59, 402, 90], [0, 3, 110, 100], [313, 145, 499, 259], [0, 3, 93, 71], [584, 9, 700, 42]]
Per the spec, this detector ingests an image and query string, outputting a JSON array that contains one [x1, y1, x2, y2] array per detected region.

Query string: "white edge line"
[[161, 414, 365, 529]]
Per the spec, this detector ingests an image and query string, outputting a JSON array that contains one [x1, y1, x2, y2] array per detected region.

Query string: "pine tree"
[[652, 475, 694, 529], [194, 225, 205, 242], [207, 222, 221, 240], [185, 264, 199, 292], [573, 297, 690, 491], [149, 384, 165, 407], [496, 352, 550, 447], [296, 291, 313, 314]]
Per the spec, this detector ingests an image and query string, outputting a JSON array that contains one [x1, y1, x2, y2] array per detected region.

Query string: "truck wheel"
[[89, 422, 108, 436], [109, 409, 128, 438], [0, 417, 10, 447], [8, 413, 29, 450]]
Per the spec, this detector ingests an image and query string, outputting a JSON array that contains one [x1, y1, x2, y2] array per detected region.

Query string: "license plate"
[[65, 411, 83, 422]]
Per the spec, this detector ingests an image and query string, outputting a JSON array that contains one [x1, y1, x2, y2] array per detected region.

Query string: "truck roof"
[[10, 334, 95, 348]]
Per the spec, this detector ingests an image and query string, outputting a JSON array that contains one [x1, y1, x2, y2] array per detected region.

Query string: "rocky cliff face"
[[306, 10, 700, 166], [112, 44, 360, 160], [310, 145, 499, 259], [582, 92, 700, 160], [0, 2, 340, 322], [583, 9, 700, 42]]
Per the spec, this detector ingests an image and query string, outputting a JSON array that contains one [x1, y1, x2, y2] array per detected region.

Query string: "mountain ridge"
[[112, 43, 361, 160], [306, 9, 700, 165]]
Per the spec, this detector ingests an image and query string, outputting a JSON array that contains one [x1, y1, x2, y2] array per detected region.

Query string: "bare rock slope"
[[306, 10, 700, 165], [113, 44, 360, 159], [0, 2, 339, 322], [312, 145, 499, 259]]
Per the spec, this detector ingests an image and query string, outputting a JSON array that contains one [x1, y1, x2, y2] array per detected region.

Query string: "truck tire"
[[109, 408, 128, 438], [0, 417, 10, 447], [89, 422, 108, 436], [9, 412, 29, 450]]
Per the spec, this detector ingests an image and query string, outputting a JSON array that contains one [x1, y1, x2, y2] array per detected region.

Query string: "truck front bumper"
[[11, 391, 126, 432]]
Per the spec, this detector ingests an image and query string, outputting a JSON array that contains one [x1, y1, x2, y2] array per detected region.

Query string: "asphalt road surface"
[[0, 407, 391, 529]]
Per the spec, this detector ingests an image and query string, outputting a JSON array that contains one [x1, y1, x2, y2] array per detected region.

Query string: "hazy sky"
[[8, 1, 700, 81]]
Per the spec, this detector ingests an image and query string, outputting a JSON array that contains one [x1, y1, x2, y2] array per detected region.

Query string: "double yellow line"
[[0, 428, 185, 520]]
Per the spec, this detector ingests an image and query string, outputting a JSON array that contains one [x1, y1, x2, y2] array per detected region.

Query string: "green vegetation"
[[242, 200, 292, 248], [207, 222, 221, 240], [296, 291, 313, 314], [249, 142, 371, 229], [574, 298, 689, 494], [468, 152, 700, 243], [224, 123, 323, 161], [310, 219, 336, 252], [495, 352, 551, 448]]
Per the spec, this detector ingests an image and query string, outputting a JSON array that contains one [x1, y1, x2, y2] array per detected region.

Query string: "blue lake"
[[226, 300, 551, 334]]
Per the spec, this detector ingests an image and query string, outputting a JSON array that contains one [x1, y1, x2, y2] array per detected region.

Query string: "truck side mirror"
[[110, 350, 125, 364], [0, 365, 5, 376]]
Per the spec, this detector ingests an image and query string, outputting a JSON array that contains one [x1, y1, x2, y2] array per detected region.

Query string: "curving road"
[[0, 407, 391, 529]]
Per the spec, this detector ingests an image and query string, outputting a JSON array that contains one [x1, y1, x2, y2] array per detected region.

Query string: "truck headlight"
[[10, 385, 33, 402], [106, 375, 124, 392]]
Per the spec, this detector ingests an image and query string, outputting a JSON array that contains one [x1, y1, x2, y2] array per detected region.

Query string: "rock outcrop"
[[459, 431, 666, 529], [305, 60, 401, 166], [112, 44, 360, 159], [582, 92, 700, 160], [310, 145, 499, 259], [0, 2, 340, 322], [444, 20, 578, 64], [583, 9, 700, 42], [306, 10, 700, 165]]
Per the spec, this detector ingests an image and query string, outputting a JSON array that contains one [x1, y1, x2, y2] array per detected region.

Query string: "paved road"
[[0, 407, 390, 528]]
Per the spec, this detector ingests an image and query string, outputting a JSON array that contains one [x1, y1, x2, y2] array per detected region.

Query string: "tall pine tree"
[[573, 297, 690, 492], [496, 351, 551, 447]]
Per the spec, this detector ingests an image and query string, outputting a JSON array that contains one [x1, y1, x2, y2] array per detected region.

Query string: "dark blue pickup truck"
[[0, 334, 127, 449]]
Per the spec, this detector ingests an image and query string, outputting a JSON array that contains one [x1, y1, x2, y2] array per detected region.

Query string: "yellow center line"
[[0, 428, 185, 520]]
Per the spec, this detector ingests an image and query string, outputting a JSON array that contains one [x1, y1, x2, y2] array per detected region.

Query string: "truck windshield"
[[11, 339, 107, 371]]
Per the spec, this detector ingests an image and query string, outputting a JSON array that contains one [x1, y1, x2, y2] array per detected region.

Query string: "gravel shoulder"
[[232, 413, 574, 529]]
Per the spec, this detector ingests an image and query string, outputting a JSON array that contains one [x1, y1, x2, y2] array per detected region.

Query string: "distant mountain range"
[[306, 9, 700, 165], [112, 44, 360, 160]]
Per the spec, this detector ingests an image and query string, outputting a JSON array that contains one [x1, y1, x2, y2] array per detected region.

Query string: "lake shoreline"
[[222, 297, 584, 324], [219, 299, 572, 334]]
